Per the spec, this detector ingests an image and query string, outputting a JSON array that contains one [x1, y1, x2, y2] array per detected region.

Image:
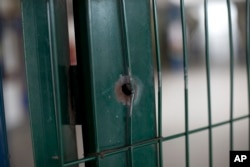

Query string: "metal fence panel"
[[20, 0, 250, 167], [73, 0, 158, 166]]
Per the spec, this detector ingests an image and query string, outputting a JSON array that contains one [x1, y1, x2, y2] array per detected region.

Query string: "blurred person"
[[0, 0, 26, 129], [165, 3, 184, 70], [197, 1, 238, 66]]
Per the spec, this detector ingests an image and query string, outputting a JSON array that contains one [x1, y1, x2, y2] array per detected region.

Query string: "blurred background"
[[0, 0, 33, 166], [0, 0, 249, 167], [157, 1, 249, 166]]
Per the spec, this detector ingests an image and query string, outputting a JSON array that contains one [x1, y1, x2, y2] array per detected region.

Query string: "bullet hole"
[[122, 83, 132, 96], [115, 75, 136, 106]]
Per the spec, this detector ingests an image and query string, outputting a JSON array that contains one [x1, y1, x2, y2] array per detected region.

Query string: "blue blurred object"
[[0, 14, 10, 167], [0, 15, 3, 39], [166, 3, 181, 21], [0, 77, 10, 166], [166, 3, 183, 71]]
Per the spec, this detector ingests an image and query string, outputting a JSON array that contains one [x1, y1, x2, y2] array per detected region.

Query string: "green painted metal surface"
[[73, 0, 158, 166], [21, 0, 77, 166], [21, 1, 60, 166], [21, 0, 250, 166]]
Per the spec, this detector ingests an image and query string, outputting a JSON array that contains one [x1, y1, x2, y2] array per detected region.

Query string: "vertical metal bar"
[[21, 0, 61, 166], [204, 1, 213, 166], [0, 70, 10, 167], [152, 0, 163, 166], [246, 0, 250, 150], [121, 0, 132, 76], [86, 0, 100, 154], [126, 109, 134, 167], [73, 0, 100, 165], [47, 1, 64, 165], [226, 0, 234, 151], [180, 0, 189, 166], [48, 0, 77, 164], [120, 0, 134, 166], [48, 0, 78, 165]]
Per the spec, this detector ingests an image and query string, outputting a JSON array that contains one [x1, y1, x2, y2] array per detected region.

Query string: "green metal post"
[[73, 0, 158, 166], [21, 0, 77, 166], [21, 0, 61, 166]]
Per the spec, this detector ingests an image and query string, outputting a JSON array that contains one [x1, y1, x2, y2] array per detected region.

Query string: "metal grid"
[[20, 0, 250, 167], [66, 1, 250, 166]]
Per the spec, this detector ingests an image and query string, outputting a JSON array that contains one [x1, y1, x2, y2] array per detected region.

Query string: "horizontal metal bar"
[[63, 115, 249, 166], [89, 137, 161, 158], [63, 138, 160, 166], [162, 115, 250, 142], [63, 157, 97, 167]]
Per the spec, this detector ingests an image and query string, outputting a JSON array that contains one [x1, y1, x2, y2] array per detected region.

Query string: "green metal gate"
[[20, 0, 250, 167]]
